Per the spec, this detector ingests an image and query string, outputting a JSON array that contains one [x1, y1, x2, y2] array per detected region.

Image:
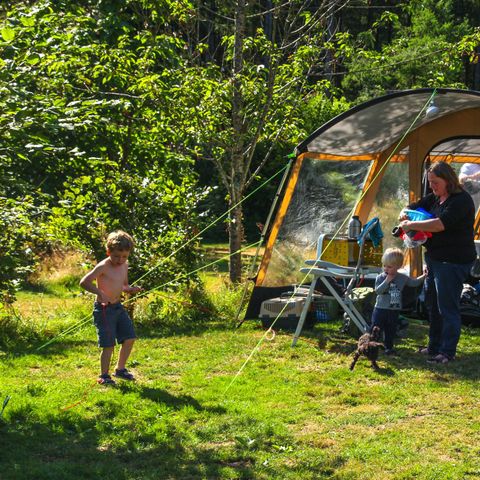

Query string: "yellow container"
[[320, 236, 382, 267]]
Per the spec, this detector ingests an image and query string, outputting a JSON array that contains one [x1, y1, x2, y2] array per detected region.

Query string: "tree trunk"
[[229, 0, 246, 283], [229, 203, 244, 282]]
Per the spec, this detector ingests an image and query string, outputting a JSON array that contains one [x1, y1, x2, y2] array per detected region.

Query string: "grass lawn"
[[2, 281, 480, 479]]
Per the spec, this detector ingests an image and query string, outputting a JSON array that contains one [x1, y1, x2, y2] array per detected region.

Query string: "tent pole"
[[234, 156, 295, 328]]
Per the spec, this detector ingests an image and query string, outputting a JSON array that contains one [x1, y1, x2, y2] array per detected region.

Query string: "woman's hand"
[[398, 209, 409, 222], [399, 219, 413, 232]]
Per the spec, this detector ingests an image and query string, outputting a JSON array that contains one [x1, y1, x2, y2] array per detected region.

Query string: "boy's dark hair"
[[106, 230, 135, 252]]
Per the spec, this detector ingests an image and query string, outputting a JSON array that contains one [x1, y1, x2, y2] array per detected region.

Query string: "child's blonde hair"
[[106, 230, 135, 252], [382, 247, 404, 268]]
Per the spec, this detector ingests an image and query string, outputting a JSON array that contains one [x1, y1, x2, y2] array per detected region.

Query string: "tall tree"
[[174, 0, 351, 282], [230, 0, 247, 281]]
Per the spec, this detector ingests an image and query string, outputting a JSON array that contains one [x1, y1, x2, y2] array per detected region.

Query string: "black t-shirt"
[[409, 190, 476, 264]]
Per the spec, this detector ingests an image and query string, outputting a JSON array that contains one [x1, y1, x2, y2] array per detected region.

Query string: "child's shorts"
[[93, 302, 137, 348]]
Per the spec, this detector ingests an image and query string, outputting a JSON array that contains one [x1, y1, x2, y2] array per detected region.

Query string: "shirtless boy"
[[80, 230, 142, 385]]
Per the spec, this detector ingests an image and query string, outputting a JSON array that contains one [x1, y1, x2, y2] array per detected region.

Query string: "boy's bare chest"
[[99, 265, 126, 286]]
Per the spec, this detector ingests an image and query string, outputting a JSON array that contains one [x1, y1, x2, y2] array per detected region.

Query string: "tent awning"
[[297, 88, 480, 157]]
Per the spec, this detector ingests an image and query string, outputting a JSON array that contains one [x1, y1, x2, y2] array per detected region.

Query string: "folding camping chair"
[[291, 219, 382, 346]]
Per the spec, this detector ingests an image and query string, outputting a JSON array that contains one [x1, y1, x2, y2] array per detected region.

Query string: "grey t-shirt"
[[374, 272, 424, 310]]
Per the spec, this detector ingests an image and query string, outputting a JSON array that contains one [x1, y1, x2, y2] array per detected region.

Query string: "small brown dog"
[[349, 326, 384, 371]]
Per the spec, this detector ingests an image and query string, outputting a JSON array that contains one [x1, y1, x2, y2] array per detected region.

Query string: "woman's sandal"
[[419, 346, 441, 357], [427, 353, 452, 364]]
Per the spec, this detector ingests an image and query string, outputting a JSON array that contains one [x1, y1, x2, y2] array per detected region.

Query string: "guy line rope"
[[35, 164, 290, 351], [223, 89, 438, 394], [34, 90, 438, 397]]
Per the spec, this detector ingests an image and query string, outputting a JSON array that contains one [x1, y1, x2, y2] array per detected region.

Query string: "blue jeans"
[[93, 302, 136, 348], [424, 255, 472, 358], [371, 307, 398, 350]]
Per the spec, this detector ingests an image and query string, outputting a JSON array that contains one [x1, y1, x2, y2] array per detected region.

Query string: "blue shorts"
[[93, 302, 136, 348]]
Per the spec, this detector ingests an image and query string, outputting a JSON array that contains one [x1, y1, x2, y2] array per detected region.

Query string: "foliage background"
[[1, 2, 480, 478], [0, 0, 479, 293]]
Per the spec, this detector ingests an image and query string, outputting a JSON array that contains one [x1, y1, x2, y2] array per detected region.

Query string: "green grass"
[[3, 288, 480, 479]]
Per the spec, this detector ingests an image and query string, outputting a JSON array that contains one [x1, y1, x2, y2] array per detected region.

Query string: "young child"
[[372, 247, 425, 355], [80, 230, 142, 385]]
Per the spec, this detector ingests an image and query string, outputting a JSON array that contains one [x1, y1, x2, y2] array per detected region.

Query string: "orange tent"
[[245, 88, 480, 320]]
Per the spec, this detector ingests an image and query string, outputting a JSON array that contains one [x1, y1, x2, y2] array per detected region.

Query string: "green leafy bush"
[[0, 196, 50, 302], [48, 163, 204, 287], [133, 281, 243, 333], [0, 302, 41, 350], [0, 1, 206, 291]]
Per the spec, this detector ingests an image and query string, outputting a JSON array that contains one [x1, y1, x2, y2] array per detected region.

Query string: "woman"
[[399, 161, 476, 364]]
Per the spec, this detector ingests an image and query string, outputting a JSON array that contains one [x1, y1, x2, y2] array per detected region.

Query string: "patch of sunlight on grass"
[[199, 271, 229, 292], [14, 290, 90, 322]]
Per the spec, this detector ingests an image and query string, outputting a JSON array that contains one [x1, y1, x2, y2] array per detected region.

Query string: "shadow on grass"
[[372, 318, 480, 380], [123, 384, 226, 414], [0, 319, 54, 356], [0, 398, 246, 480], [0, 423, 250, 480], [375, 366, 396, 376], [2, 337, 93, 359], [136, 320, 236, 340], [286, 317, 480, 380], [383, 347, 480, 381], [0, 338, 96, 361], [3, 319, 234, 360]]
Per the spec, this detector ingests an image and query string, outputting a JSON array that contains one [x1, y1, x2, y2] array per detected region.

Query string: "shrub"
[[0, 302, 41, 351], [0, 196, 50, 303], [133, 281, 244, 334]]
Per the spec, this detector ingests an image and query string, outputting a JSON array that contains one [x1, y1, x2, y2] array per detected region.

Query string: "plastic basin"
[[404, 208, 433, 221]]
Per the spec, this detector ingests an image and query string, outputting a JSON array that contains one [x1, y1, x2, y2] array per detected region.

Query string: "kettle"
[[348, 215, 362, 239]]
